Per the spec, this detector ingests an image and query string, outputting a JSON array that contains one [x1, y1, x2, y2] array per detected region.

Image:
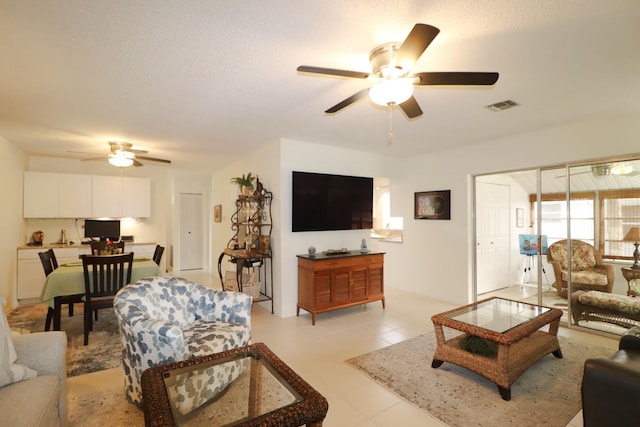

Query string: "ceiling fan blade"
[[133, 159, 143, 167], [81, 156, 107, 162], [109, 141, 148, 154], [136, 155, 171, 164], [394, 24, 440, 71], [297, 65, 370, 79], [413, 72, 499, 86], [325, 88, 370, 114], [399, 96, 423, 118]]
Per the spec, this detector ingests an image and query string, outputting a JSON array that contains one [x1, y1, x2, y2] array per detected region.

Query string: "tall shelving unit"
[[217, 186, 273, 313]]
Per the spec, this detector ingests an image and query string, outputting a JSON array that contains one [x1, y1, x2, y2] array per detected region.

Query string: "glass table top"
[[444, 298, 551, 334], [163, 351, 302, 426]]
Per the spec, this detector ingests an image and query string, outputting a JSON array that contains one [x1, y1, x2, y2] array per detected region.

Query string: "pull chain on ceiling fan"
[[297, 23, 499, 119]]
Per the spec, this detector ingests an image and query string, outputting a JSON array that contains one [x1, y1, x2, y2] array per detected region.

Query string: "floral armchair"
[[113, 276, 252, 407], [546, 239, 615, 298]]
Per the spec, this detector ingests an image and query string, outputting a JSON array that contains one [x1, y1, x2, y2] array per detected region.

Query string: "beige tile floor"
[[67, 272, 617, 426]]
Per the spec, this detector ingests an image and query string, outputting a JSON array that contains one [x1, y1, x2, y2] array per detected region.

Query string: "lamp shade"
[[624, 227, 640, 242], [369, 78, 414, 106]]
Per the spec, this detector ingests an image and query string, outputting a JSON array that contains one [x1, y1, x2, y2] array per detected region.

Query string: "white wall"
[[0, 138, 28, 308], [401, 113, 640, 306], [278, 139, 406, 318]]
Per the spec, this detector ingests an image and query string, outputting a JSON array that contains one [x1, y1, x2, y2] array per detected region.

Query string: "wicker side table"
[[141, 342, 328, 426], [431, 297, 563, 401]]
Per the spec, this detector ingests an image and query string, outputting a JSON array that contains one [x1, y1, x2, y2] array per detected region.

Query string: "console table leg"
[[498, 385, 511, 401], [552, 349, 563, 358], [431, 359, 444, 368]]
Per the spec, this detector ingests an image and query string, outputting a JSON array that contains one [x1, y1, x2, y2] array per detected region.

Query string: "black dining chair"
[[152, 245, 165, 266], [81, 253, 133, 345], [40, 249, 84, 331]]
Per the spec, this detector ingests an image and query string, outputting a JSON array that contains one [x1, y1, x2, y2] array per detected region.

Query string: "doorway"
[[179, 193, 204, 271], [476, 181, 510, 294]]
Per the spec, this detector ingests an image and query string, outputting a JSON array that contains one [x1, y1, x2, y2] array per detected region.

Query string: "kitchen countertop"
[[18, 242, 156, 250]]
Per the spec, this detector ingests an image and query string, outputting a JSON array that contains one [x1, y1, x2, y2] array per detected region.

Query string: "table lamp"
[[624, 227, 640, 270]]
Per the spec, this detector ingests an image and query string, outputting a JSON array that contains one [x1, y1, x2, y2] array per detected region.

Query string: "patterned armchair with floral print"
[[546, 239, 615, 297], [113, 276, 252, 407]]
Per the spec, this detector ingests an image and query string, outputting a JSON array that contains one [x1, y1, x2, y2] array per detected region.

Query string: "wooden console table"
[[296, 251, 385, 325]]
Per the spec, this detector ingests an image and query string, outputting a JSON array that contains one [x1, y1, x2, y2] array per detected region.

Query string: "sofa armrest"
[[13, 331, 66, 378], [582, 352, 640, 427], [13, 331, 67, 427], [620, 326, 640, 350]]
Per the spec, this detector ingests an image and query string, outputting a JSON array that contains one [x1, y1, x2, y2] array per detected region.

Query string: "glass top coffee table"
[[431, 297, 563, 401], [141, 342, 328, 426]]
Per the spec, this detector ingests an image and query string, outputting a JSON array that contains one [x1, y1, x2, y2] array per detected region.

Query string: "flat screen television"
[[292, 171, 373, 232], [84, 219, 121, 241]]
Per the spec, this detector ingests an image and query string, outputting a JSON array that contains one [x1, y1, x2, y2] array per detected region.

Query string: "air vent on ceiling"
[[485, 99, 519, 112]]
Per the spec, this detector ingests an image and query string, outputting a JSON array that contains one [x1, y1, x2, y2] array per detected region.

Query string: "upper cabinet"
[[24, 172, 92, 218], [24, 172, 150, 218]]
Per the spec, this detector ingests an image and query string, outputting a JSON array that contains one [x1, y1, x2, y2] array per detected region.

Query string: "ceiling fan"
[[70, 142, 171, 167], [297, 23, 499, 118], [556, 162, 640, 178]]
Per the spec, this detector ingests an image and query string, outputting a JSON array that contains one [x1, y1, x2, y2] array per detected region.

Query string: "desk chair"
[[40, 249, 84, 331], [82, 253, 133, 345], [152, 245, 165, 266]]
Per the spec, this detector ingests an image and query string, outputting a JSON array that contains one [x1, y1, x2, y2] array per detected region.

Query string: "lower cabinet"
[[297, 252, 385, 325]]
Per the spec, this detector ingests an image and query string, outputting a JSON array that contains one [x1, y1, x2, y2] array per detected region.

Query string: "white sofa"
[[0, 331, 67, 427]]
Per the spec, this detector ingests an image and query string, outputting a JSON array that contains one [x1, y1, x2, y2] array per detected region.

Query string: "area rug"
[[346, 332, 615, 427], [67, 386, 144, 427], [7, 303, 122, 377]]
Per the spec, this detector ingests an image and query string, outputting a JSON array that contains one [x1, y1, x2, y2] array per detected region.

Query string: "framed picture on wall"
[[414, 190, 451, 220], [214, 204, 222, 222], [516, 208, 524, 227]]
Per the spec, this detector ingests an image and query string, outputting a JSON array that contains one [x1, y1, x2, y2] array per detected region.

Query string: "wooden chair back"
[[38, 248, 58, 276], [81, 252, 134, 345], [153, 245, 165, 266], [90, 240, 107, 255]]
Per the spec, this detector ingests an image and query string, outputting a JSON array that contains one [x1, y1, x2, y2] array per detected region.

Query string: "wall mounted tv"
[[292, 171, 373, 232], [84, 219, 121, 241]]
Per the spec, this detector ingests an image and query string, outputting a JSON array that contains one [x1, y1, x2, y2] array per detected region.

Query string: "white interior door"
[[476, 182, 510, 294], [180, 193, 204, 271]]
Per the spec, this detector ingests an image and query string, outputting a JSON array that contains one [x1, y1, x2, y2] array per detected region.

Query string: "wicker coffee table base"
[[431, 300, 563, 401]]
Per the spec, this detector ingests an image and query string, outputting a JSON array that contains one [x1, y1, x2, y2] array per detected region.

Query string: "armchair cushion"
[[114, 276, 252, 406]]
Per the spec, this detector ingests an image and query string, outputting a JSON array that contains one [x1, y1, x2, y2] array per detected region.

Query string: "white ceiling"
[[1, 0, 639, 172]]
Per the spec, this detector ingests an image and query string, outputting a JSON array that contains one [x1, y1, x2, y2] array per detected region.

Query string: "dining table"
[[41, 257, 160, 330]]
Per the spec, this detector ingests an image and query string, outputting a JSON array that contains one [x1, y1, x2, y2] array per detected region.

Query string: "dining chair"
[[152, 245, 164, 266], [81, 253, 133, 345], [89, 240, 107, 255], [40, 249, 84, 331]]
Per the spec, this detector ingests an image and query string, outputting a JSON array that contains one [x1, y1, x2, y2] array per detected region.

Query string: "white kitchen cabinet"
[[58, 174, 93, 218], [92, 175, 123, 218], [122, 177, 151, 218], [92, 176, 150, 218], [23, 172, 59, 218], [25, 172, 150, 219], [17, 247, 79, 300]]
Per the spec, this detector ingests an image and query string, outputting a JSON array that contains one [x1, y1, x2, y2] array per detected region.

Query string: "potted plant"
[[230, 172, 255, 196]]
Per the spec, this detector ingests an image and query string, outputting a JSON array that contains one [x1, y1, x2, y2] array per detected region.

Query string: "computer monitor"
[[84, 219, 120, 241]]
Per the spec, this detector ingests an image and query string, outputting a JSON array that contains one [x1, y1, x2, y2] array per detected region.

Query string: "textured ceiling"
[[1, 0, 639, 172]]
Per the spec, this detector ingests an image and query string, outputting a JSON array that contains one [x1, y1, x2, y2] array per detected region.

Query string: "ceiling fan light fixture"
[[108, 152, 134, 167], [611, 163, 634, 175], [369, 78, 413, 106]]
